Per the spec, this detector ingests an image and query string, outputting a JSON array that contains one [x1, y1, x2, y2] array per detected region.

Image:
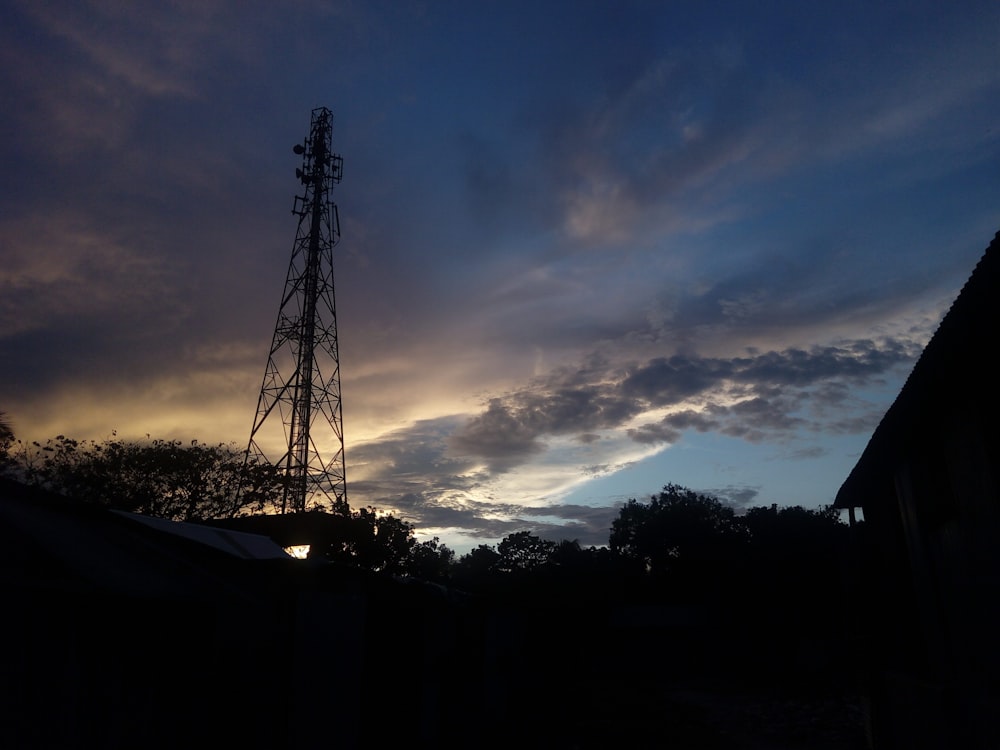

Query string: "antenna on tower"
[[239, 106, 347, 515]]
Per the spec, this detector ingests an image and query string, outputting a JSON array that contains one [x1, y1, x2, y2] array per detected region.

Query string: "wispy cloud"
[[2, 1, 997, 551], [339, 333, 923, 540]]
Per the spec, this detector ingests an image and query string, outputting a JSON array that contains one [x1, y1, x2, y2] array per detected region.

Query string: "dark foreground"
[[516, 680, 868, 749]]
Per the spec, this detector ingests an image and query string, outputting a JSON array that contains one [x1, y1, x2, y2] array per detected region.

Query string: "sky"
[[2, 0, 998, 553]]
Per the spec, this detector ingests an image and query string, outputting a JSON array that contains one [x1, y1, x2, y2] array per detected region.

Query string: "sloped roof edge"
[[112, 510, 291, 560], [835, 229, 1000, 508]]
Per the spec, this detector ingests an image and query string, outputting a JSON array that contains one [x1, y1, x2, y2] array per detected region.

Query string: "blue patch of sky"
[[561, 429, 855, 512]]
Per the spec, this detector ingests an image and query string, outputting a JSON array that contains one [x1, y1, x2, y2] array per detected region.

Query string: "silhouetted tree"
[[306, 509, 461, 579], [496, 530, 557, 573], [453, 544, 501, 587], [547, 538, 584, 567], [739, 503, 848, 611], [11, 434, 282, 520], [0, 411, 13, 468], [407, 536, 456, 582], [610, 483, 745, 577], [313, 506, 416, 574], [743, 503, 845, 562], [729, 503, 851, 683]]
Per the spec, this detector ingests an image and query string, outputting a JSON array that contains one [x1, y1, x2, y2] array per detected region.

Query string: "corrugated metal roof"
[[112, 511, 291, 560], [1, 477, 287, 597]]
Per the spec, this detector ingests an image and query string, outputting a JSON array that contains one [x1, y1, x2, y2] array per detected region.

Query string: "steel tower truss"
[[243, 106, 347, 514]]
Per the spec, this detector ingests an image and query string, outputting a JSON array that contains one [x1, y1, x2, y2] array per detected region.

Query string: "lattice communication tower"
[[241, 106, 347, 514]]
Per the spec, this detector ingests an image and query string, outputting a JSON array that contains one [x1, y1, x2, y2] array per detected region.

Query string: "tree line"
[[1, 428, 848, 603], [1, 429, 456, 579]]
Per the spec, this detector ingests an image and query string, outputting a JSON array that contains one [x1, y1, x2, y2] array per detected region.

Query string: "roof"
[[0, 476, 289, 598], [835, 230, 1000, 508], [114, 510, 291, 560]]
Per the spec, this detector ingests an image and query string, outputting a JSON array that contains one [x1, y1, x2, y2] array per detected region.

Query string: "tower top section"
[[292, 107, 343, 213]]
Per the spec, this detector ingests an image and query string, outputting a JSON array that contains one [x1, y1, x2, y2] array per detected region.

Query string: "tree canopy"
[[8, 434, 284, 521], [0, 412, 13, 470], [609, 483, 746, 576], [0, 411, 12, 450], [312, 506, 421, 575], [496, 530, 557, 574]]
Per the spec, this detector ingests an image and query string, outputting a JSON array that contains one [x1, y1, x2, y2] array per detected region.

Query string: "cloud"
[[704, 485, 760, 509], [448, 336, 920, 470], [664, 409, 722, 432], [343, 334, 921, 541], [25, 3, 202, 97], [448, 400, 547, 472], [724, 396, 804, 432], [0, 213, 177, 338], [3, 0, 995, 557], [735, 339, 917, 387], [392, 493, 622, 549], [526, 2, 999, 263], [622, 356, 735, 406], [518, 503, 623, 547], [626, 423, 682, 446], [543, 48, 763, 245]]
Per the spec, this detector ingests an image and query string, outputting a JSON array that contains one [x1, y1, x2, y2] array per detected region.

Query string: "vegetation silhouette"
[[2, 424, 864, 747], [0, 411, 12, 453], [3, 431, 460, 580], [446, 486, 861, 747], [9, 433, 284, 519]]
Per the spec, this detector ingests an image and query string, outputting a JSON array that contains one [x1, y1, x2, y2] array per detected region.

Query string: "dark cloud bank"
[[356, 336, 920, 546]]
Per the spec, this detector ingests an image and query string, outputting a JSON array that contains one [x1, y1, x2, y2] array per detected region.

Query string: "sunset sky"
[[2, 0, 998, 552]]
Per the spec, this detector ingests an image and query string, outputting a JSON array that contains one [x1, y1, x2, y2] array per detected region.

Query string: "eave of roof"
[[835, 229, 1000, 508]]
